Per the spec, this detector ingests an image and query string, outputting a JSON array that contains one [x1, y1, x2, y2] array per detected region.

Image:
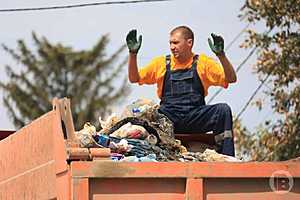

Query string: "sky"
[[0, 0, 274, 131]]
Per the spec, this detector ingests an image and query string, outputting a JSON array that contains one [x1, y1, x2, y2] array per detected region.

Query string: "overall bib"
[[158, 55, 235, 156]]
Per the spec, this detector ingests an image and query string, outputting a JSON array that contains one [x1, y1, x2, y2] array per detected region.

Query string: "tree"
[[0, 32, 130, 130], [235, 0, 300, 160]]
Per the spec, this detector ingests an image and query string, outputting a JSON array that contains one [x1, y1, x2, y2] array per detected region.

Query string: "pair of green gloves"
[[126, 29, 225, 56]]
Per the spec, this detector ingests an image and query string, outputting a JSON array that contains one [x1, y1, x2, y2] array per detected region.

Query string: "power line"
[[0, 0, 171, 13], [235, 73, 272, 122], [208, 28, 274, 104], [207, 46, 257, 104], [224, 23, 250, 52], [206, 23, 252, 104]]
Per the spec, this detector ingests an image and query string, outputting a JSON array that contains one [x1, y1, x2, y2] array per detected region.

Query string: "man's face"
[[169, 31, 193, 59]]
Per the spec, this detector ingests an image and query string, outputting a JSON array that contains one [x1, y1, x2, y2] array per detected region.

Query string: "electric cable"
[[207, 28, 273, 104], [0, 0, 171, 13], [207, 46, 257, 104], [235, 73, 272, 122], [224, 23, 250, 52], [207, 23, 252, 104]]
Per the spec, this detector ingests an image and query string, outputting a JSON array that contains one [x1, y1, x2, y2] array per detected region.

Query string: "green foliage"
[[0, 32, 130, 130], [235, 0, 300, 160]]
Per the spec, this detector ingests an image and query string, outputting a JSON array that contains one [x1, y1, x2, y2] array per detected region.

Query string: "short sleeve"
[[203, 55, 228, 88], [138, 56, 163, 85]]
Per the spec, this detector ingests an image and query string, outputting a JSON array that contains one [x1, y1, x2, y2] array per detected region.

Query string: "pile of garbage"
[[75, 99, 240, 162]]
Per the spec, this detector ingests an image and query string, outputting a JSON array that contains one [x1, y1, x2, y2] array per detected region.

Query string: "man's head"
[[169, 26, 194, 60]]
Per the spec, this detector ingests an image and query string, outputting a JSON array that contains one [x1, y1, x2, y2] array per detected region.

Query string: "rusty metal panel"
[[185, 178, 203, 200], [1, 97, 299, 200], [56, 170, 71, 200], [93, 194, 184, 200], [89, 178, 185, 200], [204, 178, 300, 200], [52, 113, 70, 200], [0, 111, 58, 199], [0, 112, 55, 181], [72, 178, 89, 200], [71, 161, 300, 178], [52, 98, 69, 174], [0, 106, 70, 199], [71, 161, 300, 199], [0, 153, 57, 200]]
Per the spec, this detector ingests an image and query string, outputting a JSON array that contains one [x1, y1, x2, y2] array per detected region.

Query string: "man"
[[126, 26, 237, 156]]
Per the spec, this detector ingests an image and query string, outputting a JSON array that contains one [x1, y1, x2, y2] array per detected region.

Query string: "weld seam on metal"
[[0, 160, 55, 186]]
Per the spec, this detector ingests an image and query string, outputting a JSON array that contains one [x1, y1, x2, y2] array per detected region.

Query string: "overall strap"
[[161, 55, 172, 99], [165, 54, 171, 72], [191, 54, 205, 99], [192, 54, 199, 70]]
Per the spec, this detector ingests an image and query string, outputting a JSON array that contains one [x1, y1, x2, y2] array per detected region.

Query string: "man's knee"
[[215, 103, 233, 130], [217, 103, 232, 115]]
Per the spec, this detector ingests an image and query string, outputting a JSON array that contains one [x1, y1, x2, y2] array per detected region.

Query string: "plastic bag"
[[109, 122, 149, 139], [99, 113, 119, 134], [121, 98, 156, 118], [75, 122, 97, 147]]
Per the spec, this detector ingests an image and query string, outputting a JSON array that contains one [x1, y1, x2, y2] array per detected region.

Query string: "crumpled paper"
[[99, 113, 119, 134], [199, 149, 241, 162], [109, 122, 149, 139], [75, 122, 97, 147]]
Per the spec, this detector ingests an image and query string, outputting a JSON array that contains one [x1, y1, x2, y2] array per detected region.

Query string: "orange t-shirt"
[[138, 53, 228, 98]]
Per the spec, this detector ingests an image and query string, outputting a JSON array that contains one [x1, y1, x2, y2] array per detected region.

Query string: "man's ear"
[[187, 38, 193, 47]]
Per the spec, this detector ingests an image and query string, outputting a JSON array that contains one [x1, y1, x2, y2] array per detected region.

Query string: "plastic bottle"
[[95, 134, 110, 147], [132, 107, 141, 117]]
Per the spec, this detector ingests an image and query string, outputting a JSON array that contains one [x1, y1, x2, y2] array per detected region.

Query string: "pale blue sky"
[[0, 0, 273, 131]]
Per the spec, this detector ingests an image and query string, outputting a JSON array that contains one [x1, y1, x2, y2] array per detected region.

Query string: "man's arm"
[[208, 33, 237, 83], [126, 29, 142, 83], [217, 53, 237, 83], [128, 53, 140, 83]]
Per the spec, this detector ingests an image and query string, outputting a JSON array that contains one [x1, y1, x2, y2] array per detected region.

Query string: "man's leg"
[[180, 103, 235, 156]]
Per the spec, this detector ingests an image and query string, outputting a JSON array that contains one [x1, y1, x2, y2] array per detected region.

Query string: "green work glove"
[[126, 29, 142, 54], [208, 33, 224, 56]]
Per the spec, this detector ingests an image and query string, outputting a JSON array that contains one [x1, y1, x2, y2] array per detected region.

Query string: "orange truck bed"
[[0, 98, 299, 200]]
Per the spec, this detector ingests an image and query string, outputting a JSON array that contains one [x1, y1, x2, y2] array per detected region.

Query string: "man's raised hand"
[[126, 29, 142, 54], [208, 33, 224, 56]]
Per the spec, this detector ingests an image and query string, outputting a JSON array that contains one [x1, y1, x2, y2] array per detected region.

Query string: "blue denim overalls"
[[158, 55, 235, 156]]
